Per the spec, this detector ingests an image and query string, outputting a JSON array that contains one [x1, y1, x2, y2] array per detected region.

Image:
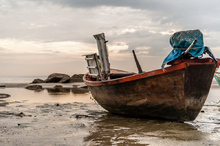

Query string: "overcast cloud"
[[1, 0, 220, 76]]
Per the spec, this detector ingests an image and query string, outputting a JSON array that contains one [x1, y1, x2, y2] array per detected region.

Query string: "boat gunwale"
[[83, 58, 218, 87]]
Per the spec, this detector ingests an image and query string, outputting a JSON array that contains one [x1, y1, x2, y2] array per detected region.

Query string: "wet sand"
[[0, 82, 220, 146]]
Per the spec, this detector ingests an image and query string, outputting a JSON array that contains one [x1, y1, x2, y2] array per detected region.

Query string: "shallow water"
[[0, 87, 91, 104], [0, 82, 220, 146]]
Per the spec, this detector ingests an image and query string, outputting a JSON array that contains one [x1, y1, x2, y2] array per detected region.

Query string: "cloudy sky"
[[1, 0, 220, 76]]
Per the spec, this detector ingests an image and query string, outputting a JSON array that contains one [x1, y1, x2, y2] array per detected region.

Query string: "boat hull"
[[84, 59, 217, 121]]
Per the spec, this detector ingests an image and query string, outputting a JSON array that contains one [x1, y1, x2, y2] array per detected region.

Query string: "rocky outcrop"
[[46, 85, 70, 93], [31, 73, 84, 84], [69, 74, 84, 82], [25, 85, 43, 90], [32, 78, 45, 84], [45, 73, 70, 83]]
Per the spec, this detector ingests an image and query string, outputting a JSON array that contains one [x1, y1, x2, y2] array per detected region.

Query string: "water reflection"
[[85, 114, 206, 145], [0, 87, 92, 104], [71, 88, 89, 94], [43, 87, 89, 95], [46, 88, 71, 95]]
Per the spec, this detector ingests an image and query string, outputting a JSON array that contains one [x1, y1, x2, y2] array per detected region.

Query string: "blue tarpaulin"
[[214, 75, 220, 85], [161, 29, 217, 70]]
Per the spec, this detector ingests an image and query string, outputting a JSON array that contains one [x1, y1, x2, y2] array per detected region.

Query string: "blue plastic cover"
[[161, 29, 217, 70], [214, 75, 220, 85]]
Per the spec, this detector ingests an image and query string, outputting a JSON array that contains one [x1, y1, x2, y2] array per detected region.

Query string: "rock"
[[45, 73, 70, 83], [17, 112, 25, 117], [32, 78, 45, 84], [74, 114, 89, 119], [0, 93, 10, 98], [46, 88, 70, 93], [25, 85, 43, 90], [54, 85, 63, 88], [0, 102, 9, 106], [69, 74, 84, 82]]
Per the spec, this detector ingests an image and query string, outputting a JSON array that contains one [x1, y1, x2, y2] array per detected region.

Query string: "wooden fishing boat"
[[84, 58, 219, 121], [83, 31, 219, 121]]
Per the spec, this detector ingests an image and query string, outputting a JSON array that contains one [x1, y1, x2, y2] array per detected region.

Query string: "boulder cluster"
[[32, 73, 84, 84]]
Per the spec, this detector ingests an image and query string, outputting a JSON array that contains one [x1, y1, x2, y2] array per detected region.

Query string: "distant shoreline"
[[0, 83, 29, 88]]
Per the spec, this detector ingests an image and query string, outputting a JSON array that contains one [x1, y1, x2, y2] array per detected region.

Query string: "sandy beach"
[[0, 82, 220, 146]]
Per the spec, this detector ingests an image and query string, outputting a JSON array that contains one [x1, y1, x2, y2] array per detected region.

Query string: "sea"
[[0, 76, 47, 84]]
